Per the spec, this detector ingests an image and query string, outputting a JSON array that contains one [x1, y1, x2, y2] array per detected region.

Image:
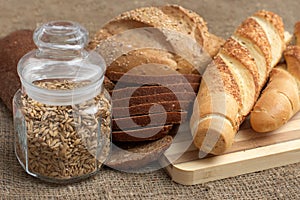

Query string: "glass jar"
[[13, 21, 112, 183]]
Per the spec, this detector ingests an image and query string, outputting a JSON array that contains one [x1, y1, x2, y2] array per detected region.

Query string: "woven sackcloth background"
[[1, 0, 300, 199]]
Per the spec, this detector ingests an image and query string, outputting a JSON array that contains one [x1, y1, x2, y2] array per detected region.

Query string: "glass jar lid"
[[17, 21, 106, 105]]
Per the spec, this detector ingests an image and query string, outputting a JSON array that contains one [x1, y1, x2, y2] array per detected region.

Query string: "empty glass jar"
[[13, 21, 112, 183]]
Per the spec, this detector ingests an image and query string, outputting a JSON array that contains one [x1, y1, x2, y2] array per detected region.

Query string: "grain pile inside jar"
[[89, 5, 224, 144], [15, 79, 111, 179]]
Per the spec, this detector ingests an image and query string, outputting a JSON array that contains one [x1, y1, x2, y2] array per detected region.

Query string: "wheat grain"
[[15, 80, 111, 181]]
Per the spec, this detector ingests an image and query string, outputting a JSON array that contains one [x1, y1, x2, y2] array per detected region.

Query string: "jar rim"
[[17, 50, 106, 105]]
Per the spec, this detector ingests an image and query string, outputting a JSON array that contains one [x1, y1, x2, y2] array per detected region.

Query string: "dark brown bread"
[[110, 84, 198, 98], [0, 30, 35, 111], [112, 92, 196, 108], [109, 82, 200, 92], [113, 111, 187, 130], [105, 135, 173, 170], [103, 76, 115, 91], [112, 125, 173, 142], [113, 100, 192, 118], [106, 70, 201, 84]]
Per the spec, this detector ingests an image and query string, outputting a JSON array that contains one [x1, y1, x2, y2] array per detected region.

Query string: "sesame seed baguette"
[[190, 10, 286, 155]]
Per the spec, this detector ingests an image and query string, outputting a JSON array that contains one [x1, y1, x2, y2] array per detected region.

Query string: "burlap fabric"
[[1, 0, 300, 199]]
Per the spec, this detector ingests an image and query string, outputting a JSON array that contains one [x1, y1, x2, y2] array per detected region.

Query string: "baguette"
[[250, 22, 300, 132], [250, 66, 300, 132], [190, 10, 286, 155]]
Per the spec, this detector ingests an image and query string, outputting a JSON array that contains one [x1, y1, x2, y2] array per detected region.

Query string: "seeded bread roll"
[[88, 5, 224, 58], [88, 5, 224, 81], [88, 5, 223, 143], [251, 22, 300, 132], [190, 10, 286, 155]]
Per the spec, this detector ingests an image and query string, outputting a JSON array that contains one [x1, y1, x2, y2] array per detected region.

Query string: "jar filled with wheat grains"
[[13, 21, 112, 183]]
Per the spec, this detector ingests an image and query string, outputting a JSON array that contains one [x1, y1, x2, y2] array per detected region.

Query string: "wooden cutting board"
[[159, 112, 300, 185]]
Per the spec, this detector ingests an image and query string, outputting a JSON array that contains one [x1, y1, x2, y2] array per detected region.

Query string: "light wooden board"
[[159, 112, 300, 185]]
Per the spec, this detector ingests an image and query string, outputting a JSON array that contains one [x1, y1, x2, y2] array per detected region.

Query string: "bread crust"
[[220, 37, 259, 96], [234, 17, 271, 74], [190, 10, 286, 154], [88, 5, 224, 58], [250, 67, 299, 132], [112, 125, 173, 142], [284, 46, 300, 80]]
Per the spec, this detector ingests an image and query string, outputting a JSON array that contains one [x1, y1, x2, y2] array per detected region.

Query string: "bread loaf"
[[113, 101, 191, 118], [106, 70, 201, 84], [0, 30, 35, 111], [250, 66, 300, 132], [190, 10, 286, 155], [250, 22, 300, 132], [88, 5, 223, 144], [112, 92, 196, 107], [88, 5, 224, 58], [112, 125, 173, 142], [113, 112, 187, 130]]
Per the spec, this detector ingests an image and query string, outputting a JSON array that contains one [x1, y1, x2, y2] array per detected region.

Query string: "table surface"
[[1, 0, 300, 199]]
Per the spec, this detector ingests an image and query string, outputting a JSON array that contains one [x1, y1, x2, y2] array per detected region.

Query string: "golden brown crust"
[[284, 45, 300, 81], [192, 93, 239, 128], [294, 21, 300, 46], [159, 4, 224, 56], [209, 56, 242, 107], [191, 10, 287, 154], [192, 116, 236, 155], [107, 48, 198, 75], [250, 67, 299, 132], [266, 68, 300, 112], [220, 37, 259, 95], [88, 5, 224, 57], [160, 4, 207, 45], [254, 10, 285, 42], [234, 17, 271, 72]]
